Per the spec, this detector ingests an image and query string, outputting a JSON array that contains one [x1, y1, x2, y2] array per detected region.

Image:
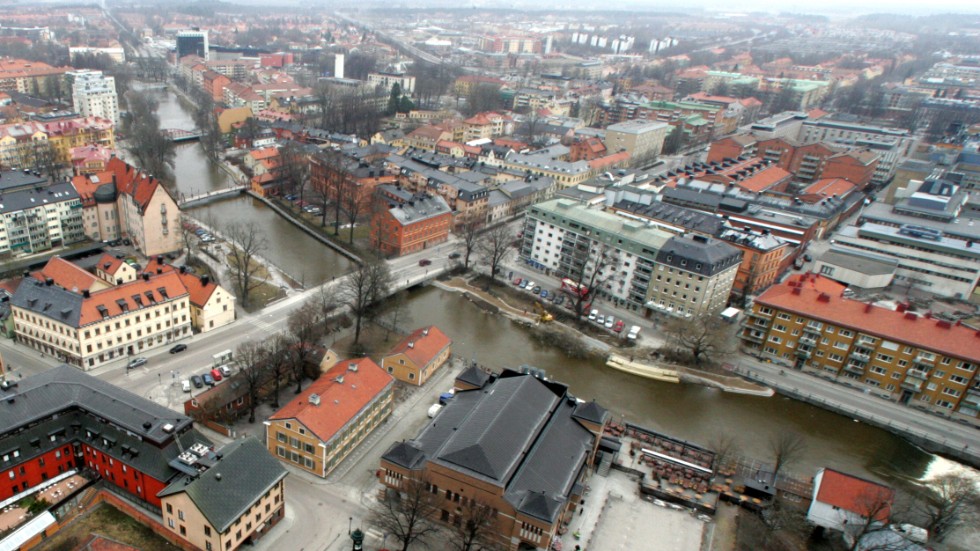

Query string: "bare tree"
[[339, 176, 365, 244], [224, 222, 268, 310], [235, 340, 268, 423], [661, 314, 734, 367], [843, 485, 897, 551], [372, 476, 443, 551], [769, 432, 806, 480], [177, 214, 197, 263], [476, 224, 514, 291], [287, 301, 321, 394], [709, 433, 740, 474], [265, 333, 290, 409], [916, 473, 979, 543], [447, 499, 501, 551], [339, 258, 392, 345], [279, 141, 311, 206], [379, 293, 412, 342], [563, 241, 617, 321], [458, 214, 482, 271]]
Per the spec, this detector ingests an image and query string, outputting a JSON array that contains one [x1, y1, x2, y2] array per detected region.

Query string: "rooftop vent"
[[309, 393, 321, 406], [348, 362, 358, 372], [162, 423, 175, 434]]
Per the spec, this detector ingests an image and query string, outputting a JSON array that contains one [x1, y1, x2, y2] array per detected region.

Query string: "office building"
[[67, 70, 119, 125], [176, 29, 209, 61]]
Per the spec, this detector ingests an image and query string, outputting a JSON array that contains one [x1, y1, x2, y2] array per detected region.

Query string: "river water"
[[152, 86, 960, 488]]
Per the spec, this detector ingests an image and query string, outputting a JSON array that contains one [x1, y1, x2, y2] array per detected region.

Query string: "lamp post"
[[350, 528, 364, 551], [348, 516, 352, 535]]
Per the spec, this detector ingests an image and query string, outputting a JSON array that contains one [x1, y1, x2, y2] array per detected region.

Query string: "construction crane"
[[534, 302, 554, 323]]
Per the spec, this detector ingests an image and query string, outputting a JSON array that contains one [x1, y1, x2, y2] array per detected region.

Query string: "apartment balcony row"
[[742, 331, 766, 344], [844, 362, 865, 376], [906, 368, 931, 381], [901, 378, 923, 392], [849, 348, 872, 363]]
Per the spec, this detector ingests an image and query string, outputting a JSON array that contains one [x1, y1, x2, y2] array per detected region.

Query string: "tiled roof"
[[815, 468, 892, 521], [176, 271, 218, 307], [756, 274, 980, 362], [96, 253, 127, 276], [105, 157, 170, 211], [734, 166, 791, 193], [80, 271, 188, 326], [800, 178, 855, 201], [157, 437, 287, 533], [386, 326, 451, 369], [33, 256, 101, 292], [269, 357, 393, 442], [249, 146, 280, 161]]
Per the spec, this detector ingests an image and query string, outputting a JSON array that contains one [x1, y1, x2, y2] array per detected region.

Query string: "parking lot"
[[509, 275, 643, 341]]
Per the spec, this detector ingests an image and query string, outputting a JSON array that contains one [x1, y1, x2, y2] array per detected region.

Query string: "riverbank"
[[246, 191, 364, 265]]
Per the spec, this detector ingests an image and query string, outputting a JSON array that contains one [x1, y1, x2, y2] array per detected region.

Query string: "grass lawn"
[[242, 281, 286, 312], [36, 503, 178, 551], [224, 252, 272, 280]]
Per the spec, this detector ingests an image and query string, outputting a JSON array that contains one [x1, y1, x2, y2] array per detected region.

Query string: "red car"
[[613, 320, 625, 333], [419, 259, 432, 267], [513, 277, 523, 286]]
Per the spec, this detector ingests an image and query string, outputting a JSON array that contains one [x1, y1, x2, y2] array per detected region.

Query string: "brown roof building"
[[382, 326, 453, 386]]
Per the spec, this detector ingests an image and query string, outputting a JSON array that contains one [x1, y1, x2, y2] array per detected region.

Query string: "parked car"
[[219, 365, 232, 377], [524, 281, 535, 292], [803, 253, 813, 262], [614, 320, 625, 333], [439, 391, 455, 405], [202, 373, 215, 386], [169, 343, 188, 354], [513, 277, 523, 286], [427, 404, 443, 418], [181, 380, 191, 392], [191, 375, 204, 388], [627, 325, 641, 340], [555, 295, 565, 306], [419, 259, 432, 267], [596, 314, 605, 325], [605, 316, 615, 329], [194, 228, 206, 236], [588, 309, 598, 321], [210, 368, 223, 382], [519, 280, 529, 289], [532, 286, 542, 294], [127, 357, 147, 370], [540, 290, 549, 299], [449, 252, 461, 259]]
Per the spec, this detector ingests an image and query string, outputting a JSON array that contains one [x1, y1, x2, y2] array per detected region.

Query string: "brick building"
[[741, 274, 980, 422], [370, 186, 452, 256], [380, 369, 609, 551]]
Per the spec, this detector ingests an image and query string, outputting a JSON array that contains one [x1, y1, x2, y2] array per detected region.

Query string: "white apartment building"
[[521, 199, 741, 318], [0, 169, 85, 258], [67, 70, 119, 126]]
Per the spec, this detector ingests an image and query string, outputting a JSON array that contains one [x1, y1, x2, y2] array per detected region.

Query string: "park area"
[[35, 503, 178, 551]]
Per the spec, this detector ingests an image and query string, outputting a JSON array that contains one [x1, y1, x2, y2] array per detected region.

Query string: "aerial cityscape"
[[0, 1, 978, 550]]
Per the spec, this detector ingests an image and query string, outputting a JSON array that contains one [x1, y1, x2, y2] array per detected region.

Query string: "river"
[[151, 86, 965, 490]]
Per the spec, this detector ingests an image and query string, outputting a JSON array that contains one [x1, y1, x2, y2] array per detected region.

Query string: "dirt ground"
[[35, 503, 178, 551]]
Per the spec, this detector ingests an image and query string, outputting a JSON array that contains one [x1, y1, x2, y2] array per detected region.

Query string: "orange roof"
[[386, 326, 452, 368], [815, 468, 892, 521], [70, 170, 114, 206], [33, 257, 100, 292], [80, 271, 188, 326], [269, 357, 393, 441], [734, 166, 791, 192], [95, 253, 127, 276], [756, 274, 980, 362], [105, 157, 173, 211], [801, 178, 855, 200], [588, 151, 630, 170], [807, 108, 830, 120], [739, 97, 763, 107], [176, 271, 218, 307], [249, 146, 280, 161]]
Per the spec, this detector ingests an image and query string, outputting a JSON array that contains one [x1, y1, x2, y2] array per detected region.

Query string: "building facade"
[[741, 274, 980, 422], [603, 120, 670, 161], [67, 70, 119, 126], [380, 370, 608, 551], [370, 189, 452, 256], [159, 438, 286, 551], [176, 29, 209, 61], [266, 358, 394, 478], [521, 199, 741, 318], [381, 326, 452, 386], [0, 169, 85, 258]]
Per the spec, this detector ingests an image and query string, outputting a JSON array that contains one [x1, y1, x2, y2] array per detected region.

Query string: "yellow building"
[[381, 325, 452, 386], [741, 273, 980, 421], [265, 357, 394, 478], [159, 437, 287, 551]]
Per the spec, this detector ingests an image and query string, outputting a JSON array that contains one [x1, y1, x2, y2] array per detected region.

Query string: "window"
[[205, 526, 211, 536], [942, 388, 961, 397], [166, 504, 173, 514], [277, 433, 286, 443]]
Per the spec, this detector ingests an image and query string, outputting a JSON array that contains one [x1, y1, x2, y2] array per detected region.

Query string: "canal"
[[150, 86, 967, 489], [152, 88, 353, 285]]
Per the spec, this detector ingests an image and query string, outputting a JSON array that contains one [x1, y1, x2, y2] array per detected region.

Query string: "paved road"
[[736, 355, 980, 464]]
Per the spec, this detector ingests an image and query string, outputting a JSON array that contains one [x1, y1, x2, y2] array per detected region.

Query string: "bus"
[[560, 278, 589, 298]]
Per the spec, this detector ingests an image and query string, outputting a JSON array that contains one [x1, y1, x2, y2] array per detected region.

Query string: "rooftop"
[[385, 326, 452, 368]]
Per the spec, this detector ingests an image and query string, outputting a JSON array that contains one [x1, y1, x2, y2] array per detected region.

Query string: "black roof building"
[[656, 234, 742, 277], [382, 370, 607, 525]]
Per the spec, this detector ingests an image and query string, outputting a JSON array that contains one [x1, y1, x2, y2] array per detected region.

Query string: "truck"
[[560, 278, 590, 298]]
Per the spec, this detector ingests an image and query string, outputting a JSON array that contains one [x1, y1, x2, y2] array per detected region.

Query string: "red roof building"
[[808, 468, 893, 533], [266, 358, 394, 477], [742, 274, 980, 417], [382, 326, 453, 386]]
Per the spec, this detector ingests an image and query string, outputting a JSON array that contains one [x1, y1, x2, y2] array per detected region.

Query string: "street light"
[[350, 528, 364, 551], [348, 516, 352, 535]]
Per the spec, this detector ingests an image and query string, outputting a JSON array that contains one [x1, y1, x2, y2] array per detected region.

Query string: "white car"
[[604, 316, 615, 329], [524, 281, 535, 292], [588, 309, 598, 321], [181, 380, 191, 393], [427, 404, 443, 418], [627, 325, 642, 340], [596, 314, 605, 325]]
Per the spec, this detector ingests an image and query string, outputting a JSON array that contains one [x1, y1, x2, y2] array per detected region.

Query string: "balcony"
[[913, 355, 935, 366], [849, 349, 871, 363], [795, 349, 811, 360], [803, 326, 821, 337], [906, 368, 930, 381], [747, 311, 771, 321], [799, 334, 817, 346], [901, 378, 923, 392], [844, 362, 865, 375], [742, 331, 765, 344]]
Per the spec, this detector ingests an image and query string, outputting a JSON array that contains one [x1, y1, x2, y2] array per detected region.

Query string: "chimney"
[[83, 289, 91, 298], [201, 275, 210, 286], [864, 303, 872, 313], [45, 278, 53, 286], [142, 273, 150, 281], [408, 342, 414, 348]]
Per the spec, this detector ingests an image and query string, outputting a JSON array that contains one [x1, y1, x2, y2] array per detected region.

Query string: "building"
[[266, 357, 394, 478], [807, 468, 893, 537], [148, 257, 236, 333], [0, 365, 212, 509], [381, 326, 452, 386], [0, 58, 68, 95], [368, 70, 416, 94], [66, 70, 119, 126], [380, 369, 608, 551], [603, 120, 670, 161], [717, 227, 789, 298], [741, 274, 980, 421], [68, 46, 126, 64], [71, 157, 182, 257], [158, 437, 287, 550], [0, 168, 85, 258], [177, 29, 209, 61], [370, 187, 452, 256], [521, 199, 741, 318]]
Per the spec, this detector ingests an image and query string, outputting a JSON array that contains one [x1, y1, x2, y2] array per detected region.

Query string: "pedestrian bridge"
[[162, 128, 203, 142], [178, 186, 247, 208]]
